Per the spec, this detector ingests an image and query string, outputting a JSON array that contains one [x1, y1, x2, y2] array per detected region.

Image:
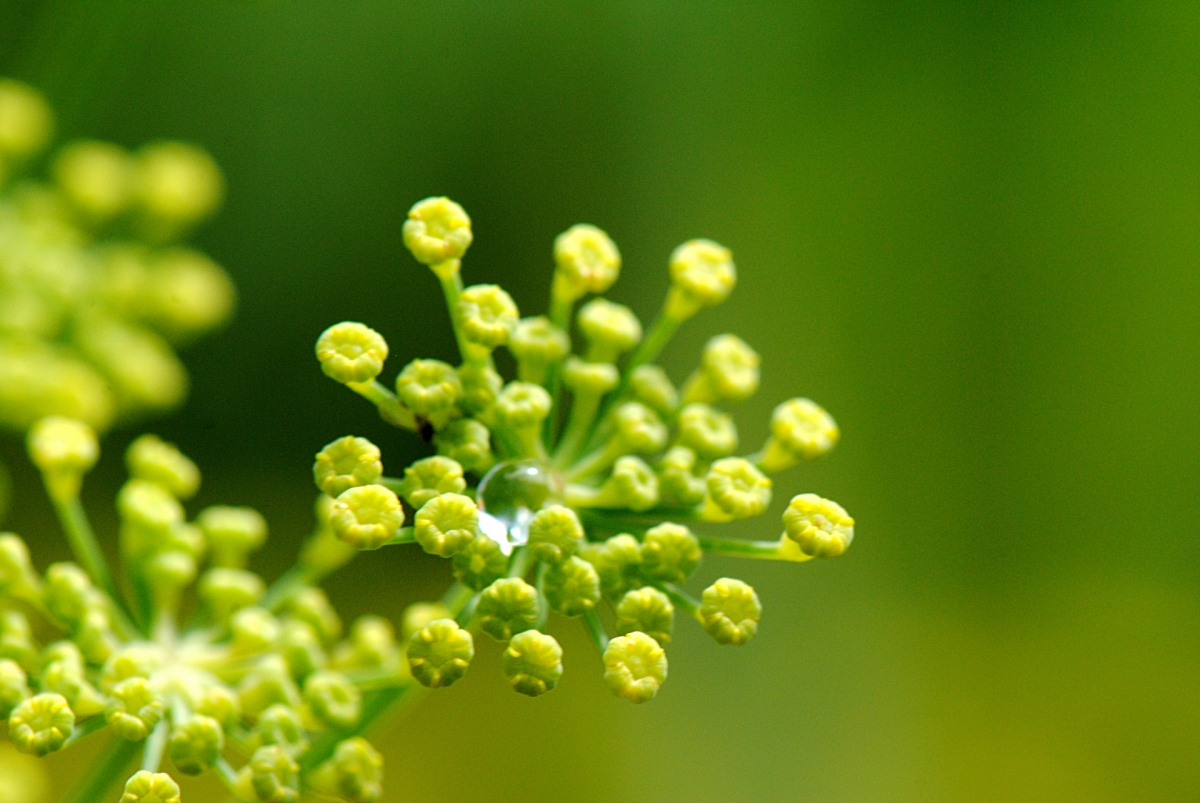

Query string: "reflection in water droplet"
[[476, 459, 563, 555]]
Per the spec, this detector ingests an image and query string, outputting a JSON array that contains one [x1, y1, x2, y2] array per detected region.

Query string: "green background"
[[3, 1, 1199, 800]]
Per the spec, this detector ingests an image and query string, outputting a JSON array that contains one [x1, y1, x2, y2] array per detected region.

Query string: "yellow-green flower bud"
[[615, 587, 674, 644], [509, 316, 570, 383], [527, 505, 583, 564], [100, 644, 163, 693], [302, 495, 360, 575], [704, 458, 772, 521], [106, 677, 164, 740], [688, 334, 760, 403], [200, 568, 265, 622], [762, 398, 839, 471], [279, 620, 326, 680], [402, 197, 472, 272], [561, 357, 620, 396], [553, 224, 621, 301], [399, 456, 466, 509], [52, 140, 133, 219], [579, 534, 643, 599], [134, 140, 224, 224], [254, 703, 308, 756], [236, 745, 300, 803], [476, 578, 539, 641], [396, 359, 461, 415], [543, 556, 601, 617], [199, 505, 267, 568], [75, 608, 118, 666], [602, 632, 667, 704], [231, 607, 282, 655], [640, 523, 701, 584], [119, 771, 181, 803], [495, 382, 552, 429], [451, 534, 508, 591], [9, 693, 73, 755], [503, 630, 563, 697], [333, 616, 400, 671], [456, 362, 503, 418], [146, 550, 197, 602], [195, 683, 241, 729], [316, 323, 389, 385], [655, 447, 707, 507], [406, 619, 474, 688], [0, 79, 53, 158], [39, 654, 105, 719], [458, 284, 519, 349], [413, 493, 477, 558], [287, 587, 343, 645], [41, 563, 93, 628], [666, 239, 736, 318], [0, 659, 30, 717], [630, 365, 678, 418], [434, 419, 494, 473], [27, 417, 98, 500], [314, 436, 383, 499], [169, 713, 223, 775], [578, 298, 642, 362], [699, 578, 761, 646], [126, 434, 200, 499], [239, 655, 302, 720], [310, 737, 384, 803], [401, 602, 450, 640], [783, 494, 854, 557], [330, 485, 404, 551], [601, 456, 660, 511], [304, 669, 361, 730], [0, 533, 37, 595], [0, 611, 38, 673], [40, 640, 84, 668], [676, 403, 738, 460], [612, 402, 668, 455], [118, 481, 185, 556], [143, 249, 236, 340]]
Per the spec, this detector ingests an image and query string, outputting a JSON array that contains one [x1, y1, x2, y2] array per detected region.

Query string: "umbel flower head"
[[315, 195, 857, 705]]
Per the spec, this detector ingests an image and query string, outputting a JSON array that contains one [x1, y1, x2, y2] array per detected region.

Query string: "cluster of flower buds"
[[314, 196, 855, 705], [1, 417, 403, 802], [0, 78, 235, 463]]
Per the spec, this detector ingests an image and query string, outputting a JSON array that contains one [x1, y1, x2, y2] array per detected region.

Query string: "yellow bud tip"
[[52, 140, 134, 219], [668, 239, 736, 313], [134, 140, 224, 224], [316, 322, 389, 384], [330, 485, 404, 551], [553, 224, 621, 299], [0, 79, 53, 158], [700, 578, 762, 645], [120, 770, 181, 803], [783, 493, 854, 557], [403, 196, 473, 268], [603, 632, 668, 704]]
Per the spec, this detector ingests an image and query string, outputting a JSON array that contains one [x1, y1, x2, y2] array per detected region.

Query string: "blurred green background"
[[3, 1, 1199, 800]]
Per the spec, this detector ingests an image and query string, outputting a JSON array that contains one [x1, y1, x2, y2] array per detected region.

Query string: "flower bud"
[[120, 771, 181, 803], [403, 197, 473, 270], [615, 587, 674, 644], [527, 505, 583, 564], [602, 632, 667, 704], [144, 249, 236, 340], [134, 140, 224, 224], [330, 485, 404, 551], [629, 365, 678, 418], [455, 361, 503, 418], [783, 494, 854, 557], [313, 436, 383, 499], [413, 493, 477, 558], [509, 316, 570, 382], [8, 693, 74, 755], [611, 402, 668, 455], [52, 140, 133, 220], [0, 659, 30, 717], [236, 745, 300, 803], [599, 456, 660, 512], [561, 357, 620, 397], [254, 703, 308, 756], [304, 670, 361, 730], [199, 505, 267, 568], [475, 578, 539, 641], [0, 79, 53, 158], [451, 534, 508, 591], [399, 456, 466, 509], [406, 619, 474, 688], [543, 556, 601, 617], [287, 587, 343, 645], [762, 398, 839, 471], [396, 359, 461, 415], [434, 418, 495, 474], [146, 550, 197, 601], [73, 315, 187, 413], [578, 298, 641, 362], [27, 416, 98, 500], [494, 382, 552, 430], [278, 620, 326, 680], [100, 644, 163, 693], [503, 630, 563, 697], [0, 533, 38, 595], [553, 224, 621, 301], [640, 523, 701, 584], [333, 616, 400, 671], [655, 447, 707, 507], [75, 608, 118, 666], [695, 334, 760, 402], [704, 458, 772, 521], [126, 434, 200, 499], [200, 568, 265, 622], [0, 611, 38, 673], [699, 578, 761, 646], [106, 676, 164, 740], [168, 713, 223, 775], [579, 534, 643, 600], [118, 480, 185, 556], [401, 602, 450, 640], [676, 403, 738, 460], [310, 737, 384, 803], [39, 652, 105, 719], [41, 562, 93, 628], [316, 322, 389, 385], [231, 607, 282, 655], [195, 683, 241, 729], [458, 284, 519, 349], [667, 239, 736, 318], [238, 655, 302, 720]]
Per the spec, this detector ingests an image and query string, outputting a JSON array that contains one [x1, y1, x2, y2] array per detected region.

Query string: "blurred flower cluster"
[[0, 78, 234, 443], [315, 196, 855, 705]]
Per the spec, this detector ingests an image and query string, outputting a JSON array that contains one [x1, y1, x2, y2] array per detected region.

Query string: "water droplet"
[[476, 459, 563, 554]]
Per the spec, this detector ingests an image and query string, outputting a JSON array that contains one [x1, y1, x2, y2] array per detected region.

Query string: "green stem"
[[660, 583, 703, 623], [347, 380, 416, 430], [382, 527, 416, 547], [141, 718, 169, 771], [696, 535, 791, 560], [215, 756, 240, 789], [62, 713, 108, 747], [583, 607, 609, 653], [438, 271, 473, 362], [63, 735, 140, 803], [53, 496, 138, 639], [506, 546, 531, 580]]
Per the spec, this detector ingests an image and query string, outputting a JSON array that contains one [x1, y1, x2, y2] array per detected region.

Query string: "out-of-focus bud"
[[406, 619, 474, 688], [553, 224, 620, 302], [666, 239, 736, 319], [402, 197, 473, 274], [703, 457, 772, 521]]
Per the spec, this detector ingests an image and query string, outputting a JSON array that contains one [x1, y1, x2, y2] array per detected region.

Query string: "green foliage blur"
[[2, 1, 1198, 800]]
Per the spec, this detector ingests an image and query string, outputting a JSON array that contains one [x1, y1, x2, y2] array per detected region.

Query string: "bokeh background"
[[3, 1, 1199, 801]]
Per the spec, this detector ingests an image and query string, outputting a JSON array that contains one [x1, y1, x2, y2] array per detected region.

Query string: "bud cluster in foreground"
[[314, 196, 855, 705]]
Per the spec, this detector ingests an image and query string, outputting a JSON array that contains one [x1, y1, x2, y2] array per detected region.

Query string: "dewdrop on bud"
[[403, 196, 473, 272], [134, 140, 224, 224], [783, 494, 854, 557], [703, 457, 772, 521], [475, 578, 539, 641], [0, 79, 53, 158], [503, 630, 563, 697], [399, 456, 465, 509], [458, 284, 519, 349], [395, 359, 461, 415], [316, 323, 389, 385], [126, 434, 200, 499], [667, 239, 736, 318], [119, 771, 181, 803], [615, 587, 674, 645], [553, 224, 621, 301], [761, 398, 840, 472], [603, 632, 667, 704], [27, 416, 98, 500], [700, 578, 761, 646], [52, 140, 133, 220], [406, 619, 474, 688], [8, 693, 74, 755]]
